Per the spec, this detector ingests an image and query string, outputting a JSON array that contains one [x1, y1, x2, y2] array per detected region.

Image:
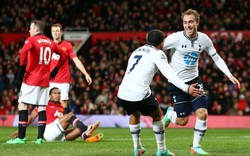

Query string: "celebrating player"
[[7, 19, 67, 144], [50, 23, 92, 109], [9, 87, 103, 142], [117, 29, 202, 156], [163, 9, 241, 155]]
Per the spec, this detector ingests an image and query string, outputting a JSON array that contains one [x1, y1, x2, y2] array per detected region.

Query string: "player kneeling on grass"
[[9, 87, 103, 143]]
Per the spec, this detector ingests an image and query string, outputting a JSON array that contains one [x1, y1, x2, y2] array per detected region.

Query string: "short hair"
[[31, 19, 45, 33], [51, 23, 63, 31], [49, 87, 60, 95], [181, 9, 200, 22], [146, 29, 165, 47]]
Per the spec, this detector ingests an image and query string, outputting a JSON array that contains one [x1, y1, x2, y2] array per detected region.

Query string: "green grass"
[[0, 127, 249, 156]]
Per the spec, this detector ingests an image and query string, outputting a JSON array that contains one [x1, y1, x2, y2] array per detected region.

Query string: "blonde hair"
[[51, 23, 63, 31], [181, 9, 200, 22]]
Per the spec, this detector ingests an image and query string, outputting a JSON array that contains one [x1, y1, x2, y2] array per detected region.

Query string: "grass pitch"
[[0, 127, 249, 156]]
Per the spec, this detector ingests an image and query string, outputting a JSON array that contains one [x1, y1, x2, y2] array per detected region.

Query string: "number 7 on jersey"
[[129, 55, 142, 72]]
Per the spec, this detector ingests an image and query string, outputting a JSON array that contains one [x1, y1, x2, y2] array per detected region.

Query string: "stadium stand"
[[0, 0, 249, 115]]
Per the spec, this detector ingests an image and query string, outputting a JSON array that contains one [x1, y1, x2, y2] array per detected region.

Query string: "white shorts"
[[49, 82, 69, 101], [18, 83, 49, 106], [44, 118, 66, 141]]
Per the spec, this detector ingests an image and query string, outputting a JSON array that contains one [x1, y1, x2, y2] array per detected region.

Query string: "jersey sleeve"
[[153, 51, 189, 93], [163, 32, 178, 51], [67, 42, 77, 59], [203, 34, 217, 56], [20, 38, 32, 66]]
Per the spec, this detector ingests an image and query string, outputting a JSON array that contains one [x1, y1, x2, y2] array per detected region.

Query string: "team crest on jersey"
[[62, 47, 67, 51], [184, 52, 198, 65], [25, 40, 29, 44]]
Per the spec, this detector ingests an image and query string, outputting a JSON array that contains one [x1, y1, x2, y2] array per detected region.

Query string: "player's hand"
[[85, 74, 92, 85], [229, 76, 241, 89], [50, 67, 59, 80], [188, 83, 203, 97], [9, 130, 18, 139]]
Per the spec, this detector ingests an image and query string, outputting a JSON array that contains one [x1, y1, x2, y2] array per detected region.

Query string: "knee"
[[176, 117, 189, 126], [196, 108, 208, 120], [68, 112, 74, 117]]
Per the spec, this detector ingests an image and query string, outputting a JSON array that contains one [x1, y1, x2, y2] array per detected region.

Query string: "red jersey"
[[34, 101, 64, 124], [50, 41, 76, 83], [20, 34, 66, 87]]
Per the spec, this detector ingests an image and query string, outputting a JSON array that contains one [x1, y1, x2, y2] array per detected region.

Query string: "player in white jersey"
[[117, 29, 202, 156], [163, 9, 241, 155]]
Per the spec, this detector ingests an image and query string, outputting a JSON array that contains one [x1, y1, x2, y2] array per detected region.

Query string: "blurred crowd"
[[0, 0, 249, 116], [0, 33, 249, 116], [0, 0, 249, 33]]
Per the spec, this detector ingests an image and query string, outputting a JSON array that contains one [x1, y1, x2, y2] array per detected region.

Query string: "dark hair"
[[49, 87, 60, 95], [146, 29, 165, 46], [31, 19, 45, 33]]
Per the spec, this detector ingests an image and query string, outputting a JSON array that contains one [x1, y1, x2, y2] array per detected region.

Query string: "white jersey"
[[118, 44, 189, 101], [163, 31, 218, 82]]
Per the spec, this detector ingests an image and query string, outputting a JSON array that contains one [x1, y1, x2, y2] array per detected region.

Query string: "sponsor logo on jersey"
[[184, 52, 198, 65], [51, 53, 60, 60]]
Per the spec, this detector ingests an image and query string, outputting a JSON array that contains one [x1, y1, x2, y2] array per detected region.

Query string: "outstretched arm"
[[9, 109, 39, 139], [211, 54, 241, 89], [72, 57, 92, 85]]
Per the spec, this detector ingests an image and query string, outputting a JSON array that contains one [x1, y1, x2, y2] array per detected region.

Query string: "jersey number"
[[129, 55, 142, 72], [39, 47, 52, 65]]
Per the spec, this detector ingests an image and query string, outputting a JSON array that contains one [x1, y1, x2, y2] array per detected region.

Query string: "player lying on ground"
[[9, 87, 103, 143]]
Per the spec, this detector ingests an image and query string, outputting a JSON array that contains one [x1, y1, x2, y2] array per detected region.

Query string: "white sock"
[[193, 117, 207, 148], [129, 124, 142, 149], [167, 110, 177, 125], [153, 120, 166, 151]]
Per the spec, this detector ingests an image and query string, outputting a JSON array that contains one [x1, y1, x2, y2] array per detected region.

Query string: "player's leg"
[[130, 111, 146, 155], [163, 83, 191, 127], [190, 95, 208, 155], [36, 106, 46, 144], [59, 83, 69, 109], [64, 128, 81, 141], [44, 119, 66, 141], [36, 87, 50, 144], [143, 95, 174, 156], [64, 112, 100, 140], [6, 102, 28, 144], [118, 98, 145, 156], [7, 83, 35, 144]]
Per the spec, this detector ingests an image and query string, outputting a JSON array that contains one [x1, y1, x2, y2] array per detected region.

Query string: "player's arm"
[[15, 39, 32, 89], [9, 108, 39, 139], [155, 52, 202, 97], [72, 57, 92, 85], [211, 53, 240, 89], [205, 36, 241, 89]]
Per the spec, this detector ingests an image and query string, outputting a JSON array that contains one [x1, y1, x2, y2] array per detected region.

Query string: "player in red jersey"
[[7, 20, 66, 144], [50, 23, 92, 109], [9, 87, 103, 142]]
